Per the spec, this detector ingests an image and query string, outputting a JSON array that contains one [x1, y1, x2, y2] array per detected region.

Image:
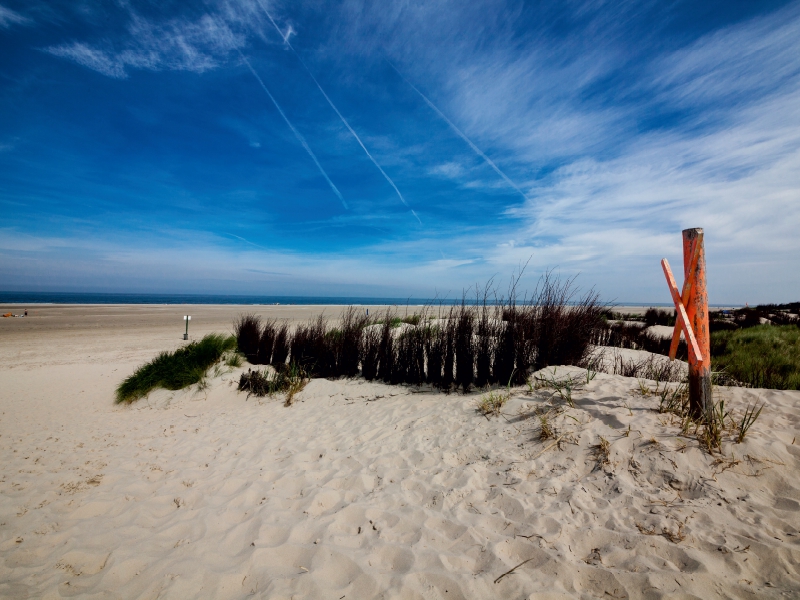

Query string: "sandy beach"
[[1, 305, 799, 599]]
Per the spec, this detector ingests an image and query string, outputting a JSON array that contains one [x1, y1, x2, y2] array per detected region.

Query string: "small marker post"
[[682, 228, 711, 419], [183, 315, 191, 340], [661, 228, 711, 419]]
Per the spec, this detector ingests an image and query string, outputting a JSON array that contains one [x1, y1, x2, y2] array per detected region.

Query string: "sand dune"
[[1, 306, 799, 598]]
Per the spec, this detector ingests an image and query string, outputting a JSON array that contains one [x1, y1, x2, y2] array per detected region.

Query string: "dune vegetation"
[[115, 333, 237, 404], [711, 325, 800, 390], [234, 273, 605, 392], [116, 273, 800, 406]]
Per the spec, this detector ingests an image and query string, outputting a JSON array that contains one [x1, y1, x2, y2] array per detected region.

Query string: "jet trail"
[[224, 232, 270, 250], [388, 62, 529, 202], [238, 51, 347, 209], [257, 2, 421, 225]]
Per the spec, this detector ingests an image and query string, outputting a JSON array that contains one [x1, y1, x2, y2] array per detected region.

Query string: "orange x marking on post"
[[668, 234, 702, 359], [661, 257, 703, 366]]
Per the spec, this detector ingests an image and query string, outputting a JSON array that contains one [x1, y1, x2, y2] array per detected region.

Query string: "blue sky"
[[1, 0, 798, 303]]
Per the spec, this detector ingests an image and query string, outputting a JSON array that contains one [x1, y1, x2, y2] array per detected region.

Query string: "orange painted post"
[[661, 228, 711, 419], [669, 236, 701, 360], [682, 228, 711, 419], [661, 259, 703, 366]]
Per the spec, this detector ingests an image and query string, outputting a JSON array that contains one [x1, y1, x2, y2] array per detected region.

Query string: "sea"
[[0, 292, 437, 306], [0, 291, 677, 307]]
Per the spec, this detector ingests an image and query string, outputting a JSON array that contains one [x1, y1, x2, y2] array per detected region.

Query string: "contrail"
[[224, 232, 269, 250], [257, 2, 421, 225], [238, 50, 347, 209], [388, 62, 528, 202]]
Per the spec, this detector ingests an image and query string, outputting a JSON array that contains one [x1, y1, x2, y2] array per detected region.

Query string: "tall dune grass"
[[116, 334, 236, 404], [474, 301, 494, 388], [231, 272, 605, 389], [361, 325, 381, 381], [257, 319, 276, 366], [272, 322, 290, 367], [454, 302, 475, 392], [377, 311, 395, 382], [234, 315, 261, 363]]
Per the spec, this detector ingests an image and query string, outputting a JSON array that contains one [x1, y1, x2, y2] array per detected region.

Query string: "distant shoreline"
[[0, 291, 733, 308]]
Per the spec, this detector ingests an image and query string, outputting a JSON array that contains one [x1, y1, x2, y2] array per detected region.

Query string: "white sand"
[[1, 305, 799, 599], [645, 325, 684, 341]]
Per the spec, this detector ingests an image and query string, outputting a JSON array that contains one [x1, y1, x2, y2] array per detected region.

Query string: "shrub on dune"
[[257, 319, 276, 366], [454, 302, 475, 392], [644, 308, 675, 327], [393, 325, 427, 385], [391, 330, 409, 385], [337, 307, 369, 377], [493, 314, 517, 388], [377, 310, 395, 382], [226, 272, 608, 391], [238, 362, 309, 406], [441, 308, 456, 390], [234, 314, 261, 363], [425, 323, 444, 387], [271, 322, 290, 367], [410, 324, 429, 385], [529, 271, 604, 372], [474, 304, 495, 388], [361, 325, 381, 381], [116, 334, 236, 404], [291, 315, 329, 377]]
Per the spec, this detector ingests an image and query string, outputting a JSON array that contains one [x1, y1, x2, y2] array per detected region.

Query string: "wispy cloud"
[[47, 42, 127, 78], [6, 1, 800, 301], [478, 12, 800, 300], [0, 226, 479, 296], [649, 7, 800, 108], [428, 161, 466, 179], [46, 11, 244, 78], [389, 62, 530, 202], [0, 4, 31, 28], [337, 0, 800, 300]]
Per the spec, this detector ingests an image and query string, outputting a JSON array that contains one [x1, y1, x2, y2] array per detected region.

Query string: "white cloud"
[[16, 1, 800, 302], [46, 11, 246, 78], [650, 6, 800, 108], [0, 227, 482, 297], [0, 4, 31, 28], [47, 42, 127, 78], [488, 81, 800, 300], [427, 161, 466, 179], [378, 2, 800, 301]]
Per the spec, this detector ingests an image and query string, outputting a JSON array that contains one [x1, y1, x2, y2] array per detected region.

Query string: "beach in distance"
[[1, 304, 799, 599]]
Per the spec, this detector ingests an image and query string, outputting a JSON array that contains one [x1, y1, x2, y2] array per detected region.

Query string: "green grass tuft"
[[116, 334, 237, 404], [238, 363, 309, 406], [711, 325, 800, 390], [225, 351, 245, 368], [402, 314, 422, 326], [476, 389, 509, 417]]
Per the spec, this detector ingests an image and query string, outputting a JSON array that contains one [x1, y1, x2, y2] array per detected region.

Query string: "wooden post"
[[682, 228, 711, 419]]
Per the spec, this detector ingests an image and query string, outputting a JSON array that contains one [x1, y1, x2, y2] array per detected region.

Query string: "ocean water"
[[0, 292, 437, 305], [0, 291, 679, 307], [0, 291, 445, 306]]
